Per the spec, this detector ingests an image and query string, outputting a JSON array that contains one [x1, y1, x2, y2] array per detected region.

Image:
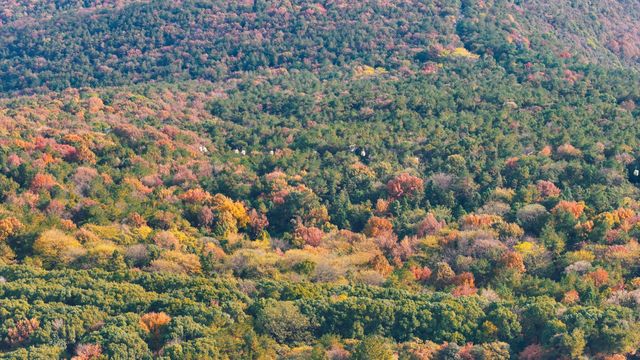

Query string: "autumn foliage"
[[386, 173, 424, 199], [7, 318, 40, 346], [139, 312, 171, 335], [553, 201, 586, 218]]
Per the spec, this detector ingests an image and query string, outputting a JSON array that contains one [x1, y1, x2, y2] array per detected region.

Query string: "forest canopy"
[[0, 0, 639, 359]]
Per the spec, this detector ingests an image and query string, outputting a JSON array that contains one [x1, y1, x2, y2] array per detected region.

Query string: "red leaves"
[[386, 173, 424, 200], [248, 209, 269, 236], [536, 180, 561, 199], [410, 266, 432, 282], [519, 344, 548, 360], [72, 344, 102, 360], [294, 225, 324, 247], [416, 213, 445, 237]]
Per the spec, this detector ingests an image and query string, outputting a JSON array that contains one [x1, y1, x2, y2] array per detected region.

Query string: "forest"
[[0, 0, 639, 359]]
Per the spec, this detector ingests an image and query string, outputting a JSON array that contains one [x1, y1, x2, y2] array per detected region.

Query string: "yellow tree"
[[33, 229, 85, 266]]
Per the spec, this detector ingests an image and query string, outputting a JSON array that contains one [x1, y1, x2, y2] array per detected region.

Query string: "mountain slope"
[[0, 0, 638, 94], [0, 1, 640, 359]]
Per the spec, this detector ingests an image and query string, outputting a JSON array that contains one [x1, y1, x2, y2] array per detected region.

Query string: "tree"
[[32, 229, 85, 266], [351, 336, 394, 360], [501, 251, 525, 273], [30, 173, 58, 192], [433, 262, 455, 287], [484, 304, 521, 342], [516, 204, 549, 234], [586, 268, 609, 287], [0, 217, 22, 241], [550, 329, 586, 359], [540, 224, 565, 255], [387, 173, 424, 200], [536, 180, 561, 199], [364, 216, 393, 238], [255, 300, 313, 344], [6, 318, 40, 346], [140, 312, 172, 335], [71, 344, 102, 360], [140, 312, 172, 351], [87, 322, 151, 359], [293, 224, 324, 247], [416, 213, 445, 237], [552, 201, 585, 219]]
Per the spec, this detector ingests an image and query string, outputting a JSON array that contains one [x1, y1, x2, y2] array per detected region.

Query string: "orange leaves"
[[460, 213, 501, 230], [586, 268, 609, 286], [7, 318, 39, 346], [501, 251, 525, 273], [410, 266, 432, 282], [369, 254, 393, 276], [14, 139, 35, 151], [452, 271, 477, 297], [614, 207, 635, 222], [86, 97, 104, 114], [557, 143, 581, 157], [563, 290, 580, 304], [123, 177, 153, 195], [553, 200, 586, 219], [364, 216, 393, 238], [0, 217, 22, 241], [598, 207, 636, 230], [386, 173, 424, 200], [505, 157, 519, 168], [203, 242, 226, 259], [139, 312, 171, 334], [179, 188, 213, 204], [454, 271, 475, 288], [30, 173, 58, 191], [539, 145, 552, 157], [375, 199, 390, 215], [451, 283, 477, 297]]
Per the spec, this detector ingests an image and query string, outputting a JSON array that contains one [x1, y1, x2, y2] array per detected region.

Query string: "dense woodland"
[[0, 0, 640, 359]]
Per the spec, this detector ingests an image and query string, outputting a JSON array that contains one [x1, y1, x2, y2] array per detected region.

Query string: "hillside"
[[0, 0, 639, 94], [0, 1, 639, 359]]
